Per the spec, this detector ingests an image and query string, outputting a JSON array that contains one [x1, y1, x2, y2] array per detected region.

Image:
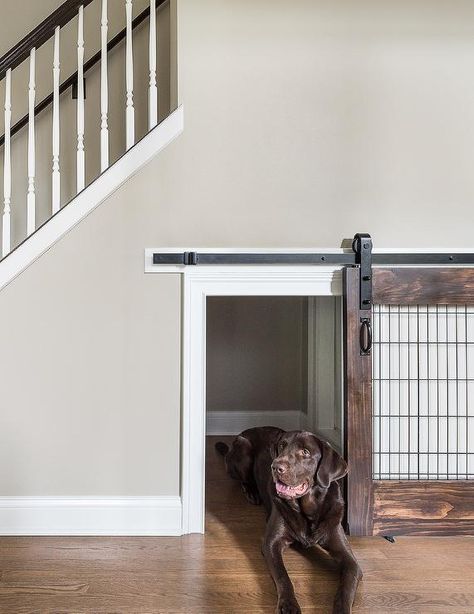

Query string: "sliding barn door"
[[345, 266, 474, 536], [343, 266, 373, 536]]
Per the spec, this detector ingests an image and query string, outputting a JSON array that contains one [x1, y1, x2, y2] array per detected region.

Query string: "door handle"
[[360, 318, 372, 356]]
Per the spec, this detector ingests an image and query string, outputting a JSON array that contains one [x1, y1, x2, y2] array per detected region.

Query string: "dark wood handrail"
[[0, 0, 95, 81], [0, 0, 168, 148]]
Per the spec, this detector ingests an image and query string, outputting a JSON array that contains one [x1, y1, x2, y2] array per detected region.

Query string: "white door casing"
[[179, 265, 343, 534]]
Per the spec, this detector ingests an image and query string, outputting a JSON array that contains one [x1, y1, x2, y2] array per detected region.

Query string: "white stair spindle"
[[100, 0, 109, 171], [27, 49, 36, 236], [148, 0, 158, 129], [2, 68, 12, 257], [76, 5, 85, 192], [125, 0, 135, 149], [52, 26, 61, 213]]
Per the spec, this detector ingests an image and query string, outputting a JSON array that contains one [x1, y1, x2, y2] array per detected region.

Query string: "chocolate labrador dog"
[[216, 426, 362, 614]]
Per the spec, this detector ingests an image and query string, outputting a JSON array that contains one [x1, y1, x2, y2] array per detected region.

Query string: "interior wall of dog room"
[[206, 296, 343, 449], [1, 0, 474, 507], [206, 297, 310, 419]]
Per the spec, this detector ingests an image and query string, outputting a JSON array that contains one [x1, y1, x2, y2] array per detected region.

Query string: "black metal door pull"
[[360, 318, 372, 355]]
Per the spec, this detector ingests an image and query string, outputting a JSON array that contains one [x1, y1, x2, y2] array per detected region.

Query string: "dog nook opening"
[[205, 295, 343, 527]]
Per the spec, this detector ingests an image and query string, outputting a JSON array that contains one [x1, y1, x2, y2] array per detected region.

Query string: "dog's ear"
[[270, 431, 284, 460], [315, 440, 348, 489]]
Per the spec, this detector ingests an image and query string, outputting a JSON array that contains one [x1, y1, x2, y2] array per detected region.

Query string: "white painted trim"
[[306, 297, 343, 451], [206, 410, 305, 436], [182, 266, 343, 295], [0, 496, 182, 536], [306, 296, 319, 435], [0, 106, 184, 292], [181, 266, 342, 535]]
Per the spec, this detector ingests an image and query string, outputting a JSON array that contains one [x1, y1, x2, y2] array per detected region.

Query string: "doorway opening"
[[205, 295, 343, 529]]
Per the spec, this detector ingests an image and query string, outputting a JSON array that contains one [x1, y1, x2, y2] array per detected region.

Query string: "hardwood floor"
[[0, 437, 473, 613]]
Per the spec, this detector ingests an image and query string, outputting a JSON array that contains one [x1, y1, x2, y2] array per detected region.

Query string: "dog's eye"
[[302, 448, 310, 457]]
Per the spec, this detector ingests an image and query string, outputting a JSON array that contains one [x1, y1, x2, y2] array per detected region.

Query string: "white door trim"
[[181, 265, 343, 534], [306, 296, 344, 450]]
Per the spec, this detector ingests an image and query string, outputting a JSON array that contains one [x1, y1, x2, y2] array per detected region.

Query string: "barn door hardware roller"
[[352, 233, 373, 356]]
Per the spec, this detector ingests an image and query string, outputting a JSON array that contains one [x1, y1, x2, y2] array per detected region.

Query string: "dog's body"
[[216, 426, 362, 614]]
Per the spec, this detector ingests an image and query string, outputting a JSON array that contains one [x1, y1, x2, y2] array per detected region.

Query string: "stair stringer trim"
[[0, 105, 184, 292]]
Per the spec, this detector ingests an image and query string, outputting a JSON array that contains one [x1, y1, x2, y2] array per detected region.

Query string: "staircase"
[[0, 0, 182, 291]]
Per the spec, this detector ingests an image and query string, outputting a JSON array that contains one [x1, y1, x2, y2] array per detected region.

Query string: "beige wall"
[[1, 0, 474, 497], [162, 0, 474, 248], [0, 192, 181, 496], [0, 1, 65, 56]]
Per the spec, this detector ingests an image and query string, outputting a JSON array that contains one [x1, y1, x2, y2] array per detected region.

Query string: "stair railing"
[[0, 0, 167, 258]]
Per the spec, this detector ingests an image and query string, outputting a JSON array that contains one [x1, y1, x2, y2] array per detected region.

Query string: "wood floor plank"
[[0, 437, 473, 612]]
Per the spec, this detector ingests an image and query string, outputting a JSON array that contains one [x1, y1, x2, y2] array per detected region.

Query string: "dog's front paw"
[[332, 596, 350, 614], [277, 596, 302, 614]]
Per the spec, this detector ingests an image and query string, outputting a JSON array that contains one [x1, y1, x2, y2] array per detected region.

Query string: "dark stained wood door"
[[345, 266, 474, 536], [343, 266, 373, 536]]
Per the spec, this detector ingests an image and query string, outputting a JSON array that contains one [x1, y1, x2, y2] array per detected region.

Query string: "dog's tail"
[[215, 441, 229, 457]]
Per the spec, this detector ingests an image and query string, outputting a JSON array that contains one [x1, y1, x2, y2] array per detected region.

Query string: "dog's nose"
[[272, 461, 287, 475]]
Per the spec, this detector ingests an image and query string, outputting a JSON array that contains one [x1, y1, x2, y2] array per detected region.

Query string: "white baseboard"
[[206, 410, 305, 435], [0, 496, 182, 536]]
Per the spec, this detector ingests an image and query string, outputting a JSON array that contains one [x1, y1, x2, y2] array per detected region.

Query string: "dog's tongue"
[[276, 481, 307, 497]]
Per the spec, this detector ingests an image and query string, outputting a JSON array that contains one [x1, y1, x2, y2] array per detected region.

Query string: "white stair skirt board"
[[0, 496, 182, 536], [0, 106, 184, 292], [206, 410, 306, 436]]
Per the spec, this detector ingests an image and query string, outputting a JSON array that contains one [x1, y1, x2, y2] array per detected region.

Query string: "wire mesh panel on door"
[[365, 268, 474, 536], [372, 304, 474, 481]]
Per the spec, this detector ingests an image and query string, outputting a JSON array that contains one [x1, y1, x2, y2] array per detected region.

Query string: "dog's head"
[[271, 431, 347, 500]]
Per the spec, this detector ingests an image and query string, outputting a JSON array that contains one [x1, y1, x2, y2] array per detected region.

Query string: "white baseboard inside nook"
[[0, 496, 182, 536], [206, 410, 306, 435], [207, 411, 342, 448]]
